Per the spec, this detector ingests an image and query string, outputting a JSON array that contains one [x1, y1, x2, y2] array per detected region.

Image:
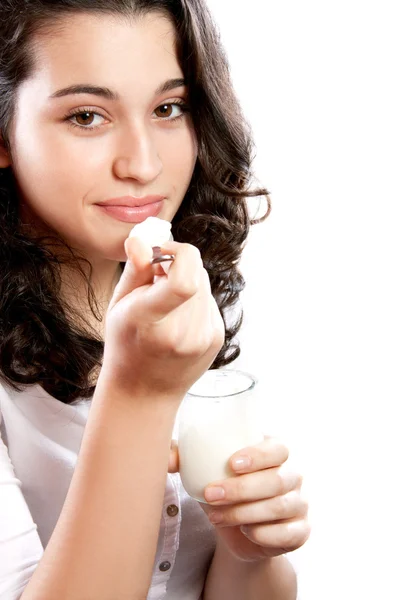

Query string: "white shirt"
[[0, 381, 216, 600]]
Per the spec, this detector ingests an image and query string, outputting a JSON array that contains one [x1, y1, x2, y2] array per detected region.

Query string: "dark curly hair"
[[0, 0, 270, 404]]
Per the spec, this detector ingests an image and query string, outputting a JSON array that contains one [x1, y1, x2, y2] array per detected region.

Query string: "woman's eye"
[[67, 111, 106, 129], [153, 103, 185, 120]]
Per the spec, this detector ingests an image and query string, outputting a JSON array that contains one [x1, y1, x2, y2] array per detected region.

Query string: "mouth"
[[95, 199, 164, 223], [96, 195, 165, 208]]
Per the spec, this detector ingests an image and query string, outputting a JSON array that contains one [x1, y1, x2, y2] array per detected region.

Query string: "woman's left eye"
[[153, 102, 188, 120], [65, 102, 189, 131]]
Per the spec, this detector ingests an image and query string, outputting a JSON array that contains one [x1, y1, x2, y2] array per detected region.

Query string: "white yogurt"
[[178, 370, 263, 503], [129, 216, 173, 247]]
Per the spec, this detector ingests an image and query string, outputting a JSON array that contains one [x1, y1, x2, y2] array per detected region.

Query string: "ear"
[[0, 132, 11, 168]]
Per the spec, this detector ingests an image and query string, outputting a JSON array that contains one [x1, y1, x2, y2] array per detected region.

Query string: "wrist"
[[206, 541, 297, 600], [96, 362, 185, 410], [214, 536, 274, 566]]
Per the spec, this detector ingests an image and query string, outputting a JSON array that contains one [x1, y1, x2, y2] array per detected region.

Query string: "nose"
[[113, 122, 163, 184]]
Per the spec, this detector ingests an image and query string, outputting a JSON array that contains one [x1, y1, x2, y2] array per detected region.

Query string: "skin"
[[0, 12, 197, 333], [0, 11, 309, 592], [168, 435, 310, 568]]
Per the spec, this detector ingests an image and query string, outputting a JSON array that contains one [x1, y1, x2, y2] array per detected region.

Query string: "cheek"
[[11, 145, 90, 237], [160, 127, 197, 187], [13, 155, 84, 219], [12, 121, 97, 214]]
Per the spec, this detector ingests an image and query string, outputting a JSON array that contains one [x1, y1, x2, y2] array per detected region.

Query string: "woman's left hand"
[[201, 437, 311, 562]]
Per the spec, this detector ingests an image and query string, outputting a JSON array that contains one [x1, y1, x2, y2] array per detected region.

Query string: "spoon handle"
[[151, 246, 175, 265]]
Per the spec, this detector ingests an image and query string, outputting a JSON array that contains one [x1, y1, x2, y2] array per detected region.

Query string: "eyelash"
[[64, 100, 190, 131]]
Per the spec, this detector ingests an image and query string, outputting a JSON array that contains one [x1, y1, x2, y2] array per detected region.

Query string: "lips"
[[96, 195, 165, 207], [95, 198, 164, 223]]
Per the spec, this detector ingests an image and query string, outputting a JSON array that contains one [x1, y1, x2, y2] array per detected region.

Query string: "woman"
[[0, 1, 310, 598]]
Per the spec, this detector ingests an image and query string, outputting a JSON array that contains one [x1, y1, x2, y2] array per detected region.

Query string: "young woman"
[[0, 1, 310, 598]]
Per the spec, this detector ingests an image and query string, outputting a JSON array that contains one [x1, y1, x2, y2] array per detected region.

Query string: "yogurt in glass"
[[178, 369, 263, 503]]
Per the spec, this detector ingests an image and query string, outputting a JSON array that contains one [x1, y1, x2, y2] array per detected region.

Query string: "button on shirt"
[[0, 382, 216, 600], [166, 504, 179, 517]]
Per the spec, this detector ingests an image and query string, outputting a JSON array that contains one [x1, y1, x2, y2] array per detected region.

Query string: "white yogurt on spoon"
[[129, 216, 173, 247]]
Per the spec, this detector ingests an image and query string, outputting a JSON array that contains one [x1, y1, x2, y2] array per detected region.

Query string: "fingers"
[[240, 518, 311, 555], [136, 242, 205, 321], [229, 437, 289, 474], [111, 238, 206, 321], [111, 237, 154, 306], [207, 490, 308, 527], [204, 467, 301, 505]]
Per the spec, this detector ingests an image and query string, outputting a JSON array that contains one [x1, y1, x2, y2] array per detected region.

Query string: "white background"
[[207, 1, 400, 598]]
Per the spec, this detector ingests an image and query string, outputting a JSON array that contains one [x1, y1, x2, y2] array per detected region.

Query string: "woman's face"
[[2, 12, 197, 262]]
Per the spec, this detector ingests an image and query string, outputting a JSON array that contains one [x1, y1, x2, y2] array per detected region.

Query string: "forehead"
[[27, 12, 182, 95]]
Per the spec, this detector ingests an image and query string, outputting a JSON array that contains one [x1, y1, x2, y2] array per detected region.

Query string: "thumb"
[[110, 237, 155, 308]]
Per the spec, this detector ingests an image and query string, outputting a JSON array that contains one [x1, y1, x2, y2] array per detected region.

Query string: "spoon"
[[151, 246, 175, 265]]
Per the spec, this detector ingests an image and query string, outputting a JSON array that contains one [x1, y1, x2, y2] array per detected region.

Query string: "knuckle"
[[184, 243, 202, 262], [172, 337, 199, 357], [152, 328, 184, 354], [298, 495, 309, 517], [279, 443, 290, 464], [234, 477, 247, 500], [183, 345, 205, 359], [155, 337, 179, 356], [276, 468, 300, 494], [248, 525, 266, 546], [272, 494, 291, 520], [246, 503, 262, 524], [280, 521, 310, 552], [292, 473, 302, 490], [225, 507, 240, 526], [275, 470, 287, 496], [259, 447, 270, 464], [267, 437, 290, 464], [303, 521, 312, 543], [280, 524, 299, 550], [170, 279, 198, 300]]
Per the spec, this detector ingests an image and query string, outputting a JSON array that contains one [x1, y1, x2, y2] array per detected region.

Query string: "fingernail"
[[205, 486, 225, 502], [232, 456, 251, 471], [240, 525, 250, 536]]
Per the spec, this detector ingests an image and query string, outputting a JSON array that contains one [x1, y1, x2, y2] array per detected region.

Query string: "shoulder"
[[0, 378, 13, 405], [0, 379, 26, 431]]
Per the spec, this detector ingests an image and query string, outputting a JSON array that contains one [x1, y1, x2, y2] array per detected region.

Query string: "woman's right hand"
[[101, 236, 225, 403]]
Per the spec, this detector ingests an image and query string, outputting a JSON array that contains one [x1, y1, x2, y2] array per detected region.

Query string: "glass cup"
[[178, 369, 264, 503]]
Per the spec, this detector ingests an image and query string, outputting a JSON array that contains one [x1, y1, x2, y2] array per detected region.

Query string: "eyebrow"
[[49, 78, 186, 101]]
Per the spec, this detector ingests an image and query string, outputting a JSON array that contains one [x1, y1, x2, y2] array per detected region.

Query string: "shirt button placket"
[[149, 475, 181, 598]]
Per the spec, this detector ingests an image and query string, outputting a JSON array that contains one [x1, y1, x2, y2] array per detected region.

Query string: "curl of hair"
[[0, 0, 270, 404]]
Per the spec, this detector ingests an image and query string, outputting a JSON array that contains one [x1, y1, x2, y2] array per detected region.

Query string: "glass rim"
[[186, 368, 258, 399]]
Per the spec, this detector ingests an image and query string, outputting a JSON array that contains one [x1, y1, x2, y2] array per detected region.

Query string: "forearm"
[[203, 541, 297, 600], [21, 370, 180, 600]]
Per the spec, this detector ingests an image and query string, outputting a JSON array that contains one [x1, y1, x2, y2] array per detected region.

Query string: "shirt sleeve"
[[0, 409, 44, 599]]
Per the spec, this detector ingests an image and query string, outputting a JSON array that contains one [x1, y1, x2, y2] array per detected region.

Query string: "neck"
[[18, 208, 124, 338], [60, 258, 124, 340]]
